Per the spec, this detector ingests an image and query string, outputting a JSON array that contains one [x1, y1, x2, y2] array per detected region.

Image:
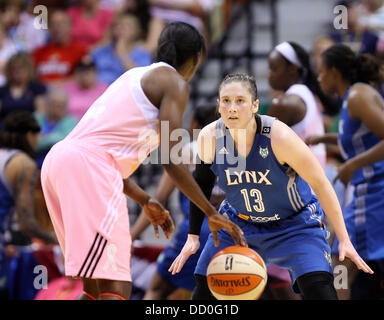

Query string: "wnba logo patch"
[[259, 147, 269, 159]]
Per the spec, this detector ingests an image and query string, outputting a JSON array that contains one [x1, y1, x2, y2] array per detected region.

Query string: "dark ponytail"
[[355, 53, 381, 85], [288, 41, 340, 116], [0, 111, 40, 158], [155, 22, 206, 69], [322, 44, 380, 86]]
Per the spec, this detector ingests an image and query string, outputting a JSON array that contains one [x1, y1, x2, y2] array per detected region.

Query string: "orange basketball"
[[207, 246, 267, 300]]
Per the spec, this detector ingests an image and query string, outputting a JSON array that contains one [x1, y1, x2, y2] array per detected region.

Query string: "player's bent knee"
[[296, 271, 338, 300]]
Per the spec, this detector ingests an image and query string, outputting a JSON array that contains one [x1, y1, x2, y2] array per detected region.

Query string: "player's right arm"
[[157, 73, 246, 249], [6, 153, 57, 244], [130, 171, 176, 241], [305, 133, 338, 146]]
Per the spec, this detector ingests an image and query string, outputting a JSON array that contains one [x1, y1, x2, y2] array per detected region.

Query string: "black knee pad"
[[295, 271, 338, 300], [191, 274, 216, 300]]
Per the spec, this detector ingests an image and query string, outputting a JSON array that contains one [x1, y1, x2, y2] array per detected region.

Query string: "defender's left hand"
[[338, 239, 374, 274]]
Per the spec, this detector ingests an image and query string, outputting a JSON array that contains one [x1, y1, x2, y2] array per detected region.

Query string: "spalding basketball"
[[207, 246, 267, 300]]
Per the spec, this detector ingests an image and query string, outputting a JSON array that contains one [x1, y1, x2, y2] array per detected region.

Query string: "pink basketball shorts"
[[41, 140, 132, 281]]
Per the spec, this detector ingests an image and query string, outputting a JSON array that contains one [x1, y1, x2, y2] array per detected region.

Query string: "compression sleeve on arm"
[[188, 159, 216, 235]]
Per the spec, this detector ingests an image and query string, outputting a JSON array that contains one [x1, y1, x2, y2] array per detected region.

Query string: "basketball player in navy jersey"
[[308, 44, 384, 299], [0, 112, 58, 298], [169, 73, 373, 300]]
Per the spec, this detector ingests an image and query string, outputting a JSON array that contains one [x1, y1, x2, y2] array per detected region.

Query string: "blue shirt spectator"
[[91, 13, 152, 84], [91, 43, 152, 84]]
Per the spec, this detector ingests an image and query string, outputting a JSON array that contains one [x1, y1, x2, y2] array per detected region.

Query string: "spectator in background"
[[311, 35, 336, 74], [359, 0, 384, 52], [330, 0, 379, 54], [63, 56, 108, 121], [34, 88, 78, 168], [32, 10, 87, 84], [0, 52, 46, 126], [0, 24, 18, 86], [123, 0, 152, 36], [329, 0, 379, 54], [68, 0, 115, 51], [145, 0, 215, 52], [0, 0, 48, 52], [91, 13, 152, 84], [100, 0, 126, 12]]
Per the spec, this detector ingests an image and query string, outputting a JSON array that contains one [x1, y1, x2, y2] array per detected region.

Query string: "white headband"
[[274, 42, 302, 68]]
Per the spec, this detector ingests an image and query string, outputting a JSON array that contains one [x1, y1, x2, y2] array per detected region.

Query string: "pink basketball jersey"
[[286, 84, 327, 169], [66, 62, 175, 178]]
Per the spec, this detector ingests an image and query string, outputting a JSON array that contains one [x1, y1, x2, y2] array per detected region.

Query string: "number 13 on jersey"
[[240, 188, 265, 213]]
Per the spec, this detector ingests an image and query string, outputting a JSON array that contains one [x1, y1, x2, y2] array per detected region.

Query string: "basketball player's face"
[[268, 51, 291, 91], [218, 82, 258, 129], [317, 58, 336, 95]]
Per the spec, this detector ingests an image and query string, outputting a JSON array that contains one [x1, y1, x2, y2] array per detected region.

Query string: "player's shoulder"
[[5, 152, 37, 186], [197, 120, 218, 163], [8, 152, 37, 172], [144, 65, 189, 97], [199, 120, 220, 139], [348, 82, 376, 102], [270, 118, 294, 145], [151, 65, 187, 88]]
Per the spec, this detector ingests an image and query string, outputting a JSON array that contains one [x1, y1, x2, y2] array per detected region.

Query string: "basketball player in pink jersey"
[[41, 22, 246, 300], [267, 41, 337, 169]]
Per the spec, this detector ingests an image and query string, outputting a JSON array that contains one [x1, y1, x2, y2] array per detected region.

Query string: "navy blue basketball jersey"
[[0, 149, 19, 234], [210, 115, 314, 222], [339, 87, 384, 185]]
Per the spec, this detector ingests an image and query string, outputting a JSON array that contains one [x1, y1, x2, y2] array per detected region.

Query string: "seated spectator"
[[122, 0, 153, 48], [0, 0, 48, 52], [146, 0, 215, 51], [63, 56, 108, 120], [67, 0, 115, 51], [100, 0, 126, 12], [32, 10, 87, 84], [311, 35, 336, 74], [0, 24, 17, 86], [0, 52, 47, 126], [34, 88, 78, 167], [91, 13, 152, 84], [329, 0, 379, 54]]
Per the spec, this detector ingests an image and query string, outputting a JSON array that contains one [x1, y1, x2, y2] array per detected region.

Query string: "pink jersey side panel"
[[287, 84, 327, 169]]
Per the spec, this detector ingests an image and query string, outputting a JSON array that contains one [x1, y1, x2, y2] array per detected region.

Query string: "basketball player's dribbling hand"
[[143, 198, 175, 239], [207, 212, 247, 248], [168, 212, 247, 275]]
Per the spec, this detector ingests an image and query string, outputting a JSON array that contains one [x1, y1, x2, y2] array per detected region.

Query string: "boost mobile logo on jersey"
[[259, 146, 269, 159]]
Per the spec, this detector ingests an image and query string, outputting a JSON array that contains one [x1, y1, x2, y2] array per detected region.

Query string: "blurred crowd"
[[0, 0, 384, 300]]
